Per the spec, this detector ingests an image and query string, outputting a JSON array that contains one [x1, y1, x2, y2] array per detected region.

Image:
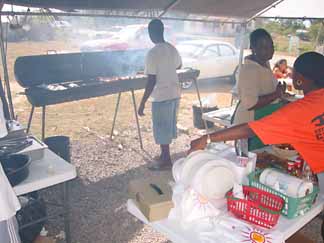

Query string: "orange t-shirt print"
[[249, 89, 324, 173]]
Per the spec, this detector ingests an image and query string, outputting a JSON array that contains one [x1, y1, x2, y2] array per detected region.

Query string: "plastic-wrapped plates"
[[172, 158, 185, 182], [192, 159, 235, 200], [180, 151, 218, 186]]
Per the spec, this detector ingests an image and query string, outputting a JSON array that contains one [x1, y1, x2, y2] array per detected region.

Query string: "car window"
[[202, 45, 219, 57], [219, 44, 235, 56], [177, 44, 204, 58]]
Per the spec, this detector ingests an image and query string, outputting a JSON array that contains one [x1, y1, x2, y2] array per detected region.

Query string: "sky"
[[261, 0, 324, 19]]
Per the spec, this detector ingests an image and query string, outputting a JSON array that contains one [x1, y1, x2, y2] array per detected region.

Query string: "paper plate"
[[180, 151, 218, 186], [192, 159, 235, 200]]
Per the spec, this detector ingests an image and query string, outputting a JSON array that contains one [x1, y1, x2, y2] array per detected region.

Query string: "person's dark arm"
[[248, 82, 286, 111], [189, 123, 255, 152], [138, 75, 156, 116], [249, 92, 280, 110]]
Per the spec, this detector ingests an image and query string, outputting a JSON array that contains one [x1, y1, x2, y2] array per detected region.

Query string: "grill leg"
[[110, 92, 121, 140], [131, 90, 143, 150], [42, 106, 46, 141], [26, 105, 35, 134], [193, 78, 211, 143]]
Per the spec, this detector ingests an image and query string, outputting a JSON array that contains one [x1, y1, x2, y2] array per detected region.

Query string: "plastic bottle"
[[235, 139, 248, 157]]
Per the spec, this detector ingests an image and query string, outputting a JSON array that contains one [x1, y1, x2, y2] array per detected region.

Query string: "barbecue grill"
[[15, 50, 200, 147]]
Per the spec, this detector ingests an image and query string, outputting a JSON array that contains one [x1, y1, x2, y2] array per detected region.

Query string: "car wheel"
[[181, 79, 193, 89], [231, 65, 239, 84]]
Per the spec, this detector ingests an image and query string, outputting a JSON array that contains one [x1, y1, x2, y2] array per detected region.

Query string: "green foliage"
[[261, 20, 306, 36], [262, 21, 284, 34], [299, 42, 313, 54], [309, 22, 324, 44]]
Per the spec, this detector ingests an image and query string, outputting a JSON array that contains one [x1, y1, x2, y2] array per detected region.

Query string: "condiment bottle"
[[295, 157, 303, 170], [235, 139, 248, 157], [302, 161, 318, 186], [287, 161, 295, 174]]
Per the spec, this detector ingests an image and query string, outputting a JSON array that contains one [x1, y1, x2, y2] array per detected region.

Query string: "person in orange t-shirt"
[[190, 52, 324, 176]]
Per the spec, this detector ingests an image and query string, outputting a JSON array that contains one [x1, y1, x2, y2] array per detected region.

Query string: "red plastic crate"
[[226, 186, 284, 229]]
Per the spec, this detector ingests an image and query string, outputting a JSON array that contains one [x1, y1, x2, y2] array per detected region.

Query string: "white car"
[[176, 40, 239, 88]]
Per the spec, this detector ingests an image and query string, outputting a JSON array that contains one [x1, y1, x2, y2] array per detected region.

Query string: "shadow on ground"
[[42, 131, 188, 243]]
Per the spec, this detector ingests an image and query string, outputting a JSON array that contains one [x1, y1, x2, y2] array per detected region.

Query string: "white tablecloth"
[[0, 164, 21, 222], [14, 148, 77, 196], [128, 196, 324, 243]]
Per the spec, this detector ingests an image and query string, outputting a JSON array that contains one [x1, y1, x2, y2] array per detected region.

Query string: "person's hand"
[[138, 102, 145, 116], [188, 135, 208, 154]]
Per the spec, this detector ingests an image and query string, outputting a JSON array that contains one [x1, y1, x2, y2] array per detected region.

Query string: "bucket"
[[44, 136, 71, 162], [192, 105, 217, 129]]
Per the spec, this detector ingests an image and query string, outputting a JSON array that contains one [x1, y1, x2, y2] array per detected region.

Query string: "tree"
[[309, 21, 324, 45]]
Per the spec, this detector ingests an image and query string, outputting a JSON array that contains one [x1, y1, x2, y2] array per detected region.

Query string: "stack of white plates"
[[173, 150, 218, 186], [192, 159, 235, 200]]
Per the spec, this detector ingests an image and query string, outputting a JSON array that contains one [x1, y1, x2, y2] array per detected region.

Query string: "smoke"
[[12, 15, 248, 80]]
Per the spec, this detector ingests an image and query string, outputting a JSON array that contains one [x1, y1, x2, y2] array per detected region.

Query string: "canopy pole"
[[314, 21, 324, 49], [248, 0, 285, 22], [231, 23, 247, 99], [238, 23, 247, 73], [0, 10, 14, 119]]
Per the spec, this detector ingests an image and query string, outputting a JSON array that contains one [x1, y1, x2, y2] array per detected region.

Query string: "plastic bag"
[[16, 192, 47, 243], [169, 187, 222, 228]]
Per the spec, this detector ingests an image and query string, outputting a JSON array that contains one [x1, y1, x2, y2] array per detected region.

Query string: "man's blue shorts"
[[151, 98, 179, 145]]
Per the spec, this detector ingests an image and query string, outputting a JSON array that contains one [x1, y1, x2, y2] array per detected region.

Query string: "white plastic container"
[[260, 168, 314, 198]]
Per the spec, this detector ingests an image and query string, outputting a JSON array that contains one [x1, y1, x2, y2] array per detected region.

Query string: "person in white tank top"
[[138, 19, 182, 170]]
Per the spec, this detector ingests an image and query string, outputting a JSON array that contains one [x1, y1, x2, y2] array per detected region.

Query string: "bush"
[[309, 22, 324, 44]]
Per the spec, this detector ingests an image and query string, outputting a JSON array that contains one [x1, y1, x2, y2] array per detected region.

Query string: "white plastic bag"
[[169, 187, 221, 228]]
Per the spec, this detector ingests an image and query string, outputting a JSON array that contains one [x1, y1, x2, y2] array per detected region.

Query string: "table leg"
[[321, 218, 324, 241], [110, 92, 121, 140], [131, 90, 143, 150], [63, 182, 71, 243], [42, 106, 46, 141], [26, 106, 35, 134]]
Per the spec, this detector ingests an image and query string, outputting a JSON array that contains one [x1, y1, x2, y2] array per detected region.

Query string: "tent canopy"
[[260, 0, 324, 19], [3, 0, 279, 20]]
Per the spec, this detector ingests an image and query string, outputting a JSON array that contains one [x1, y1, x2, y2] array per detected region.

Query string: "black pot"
[[1, 154, 31, 186]]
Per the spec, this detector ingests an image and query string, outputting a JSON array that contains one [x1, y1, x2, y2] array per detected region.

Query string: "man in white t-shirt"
[[138, 19, 182, 170]]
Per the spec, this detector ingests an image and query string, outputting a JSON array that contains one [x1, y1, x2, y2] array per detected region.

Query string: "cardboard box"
[[128, 177, 174, 222], [33, 236, 56, 243], [286, 232, 314, 243]]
